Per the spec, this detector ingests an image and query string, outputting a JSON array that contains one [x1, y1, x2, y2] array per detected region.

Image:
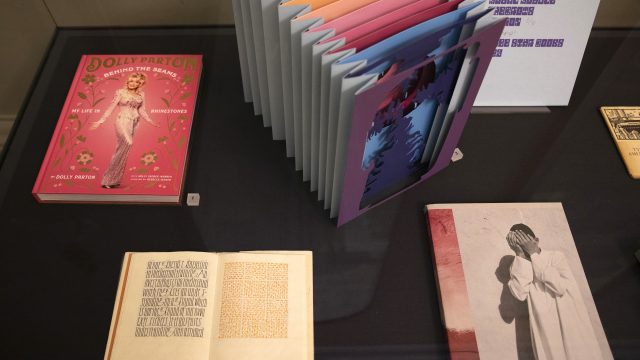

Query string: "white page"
[[262, 0, 286, 140], [309, 37, 340, 193], [300, 27, 332, 183], [240, 0, 261, 115], [105, 252, 218, 360], [250, 0, 272, 126], [290, 17, 322, 172], [232, 0, 252, 102], [324, 59, 362, 209], [279, 2, 311, 157], [420, 103, 448, 163], [329, 73, 377, 218], [318, 48, 352, 202]]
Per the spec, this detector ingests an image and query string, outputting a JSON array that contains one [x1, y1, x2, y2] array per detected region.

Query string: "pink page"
[[325, 0, 462, 53], [309, 0, 425, 35]]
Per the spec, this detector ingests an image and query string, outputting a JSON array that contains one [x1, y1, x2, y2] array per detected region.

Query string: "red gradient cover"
[[33, 54, 202, 203], [427, 208, 480, 360]]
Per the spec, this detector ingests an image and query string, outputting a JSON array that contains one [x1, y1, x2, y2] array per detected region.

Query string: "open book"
[[600, 106, 640, 179], [104, 251, 313, 360]]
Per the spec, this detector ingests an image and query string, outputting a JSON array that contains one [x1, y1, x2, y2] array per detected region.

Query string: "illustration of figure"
[[90, 73, 158, 188], [506, 224, 603, 360]]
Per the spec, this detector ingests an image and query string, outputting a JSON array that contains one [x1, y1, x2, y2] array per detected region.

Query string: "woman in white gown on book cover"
[[90, 72, 158, 188], [506, 223, 603, 360]]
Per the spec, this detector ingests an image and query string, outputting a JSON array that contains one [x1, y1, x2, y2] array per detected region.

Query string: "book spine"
[[32, 55, 89, 199], [175, 55, 204, 203], [427, 208, 480, 360], [105, 252, 134, 360]]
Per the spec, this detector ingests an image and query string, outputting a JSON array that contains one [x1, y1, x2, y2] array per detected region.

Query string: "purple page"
[[337, 19, 506, 227]]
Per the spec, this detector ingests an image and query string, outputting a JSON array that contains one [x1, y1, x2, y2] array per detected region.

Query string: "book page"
[[261, 0, 286, 140], [600, 107, 640, 179], [32, 54, 202, 203], [318, 47, 351, 202], [231, 0, 253, 102], [209, 252, 312, 360], [105, 252, 218, 360], [250, 0, 272, 126]]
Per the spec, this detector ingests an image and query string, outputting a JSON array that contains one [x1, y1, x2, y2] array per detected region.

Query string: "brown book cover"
[[600, 106, 640, 179]]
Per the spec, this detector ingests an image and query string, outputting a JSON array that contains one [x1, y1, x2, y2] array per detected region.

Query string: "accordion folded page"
[[249, 0, 271, 126], [290, 0, 380, 173], [231, 0, 252, 103], [599, 107, 640, 179], [239, 0, 261, 115], [303, 0, 429, 190]]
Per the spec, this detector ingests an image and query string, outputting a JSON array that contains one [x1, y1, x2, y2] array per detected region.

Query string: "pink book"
[[32, 54, 203, 204], [309, 0, 427, 36]]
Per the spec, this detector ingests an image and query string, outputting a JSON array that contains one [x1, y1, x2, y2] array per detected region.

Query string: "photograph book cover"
[[425, 203, 613, 360], [33, 54, 203, 204], [105, 251, 314, 360]]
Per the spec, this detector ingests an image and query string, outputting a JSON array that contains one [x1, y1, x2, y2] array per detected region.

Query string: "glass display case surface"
[[0, 27, 638, 359]]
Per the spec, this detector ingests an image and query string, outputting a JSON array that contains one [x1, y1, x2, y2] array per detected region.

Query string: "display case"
[[0, 23, 638, 360]]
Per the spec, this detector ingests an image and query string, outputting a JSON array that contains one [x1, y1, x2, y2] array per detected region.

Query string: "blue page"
[[355, 8, 493, 178], [350, 8, 493, 78], [353, 7, 494, 208]]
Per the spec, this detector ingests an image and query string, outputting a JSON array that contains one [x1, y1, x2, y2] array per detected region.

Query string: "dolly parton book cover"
[[33, 54, 203, 203]]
